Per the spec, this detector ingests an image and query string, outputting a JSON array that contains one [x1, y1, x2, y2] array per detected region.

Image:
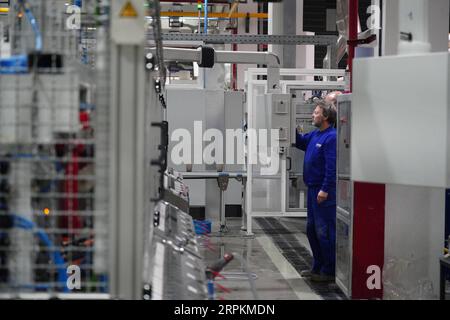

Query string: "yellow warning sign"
[[120, 1, 138, 18]]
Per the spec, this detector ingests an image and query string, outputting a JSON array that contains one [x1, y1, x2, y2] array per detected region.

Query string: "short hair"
[[316, 100, 337, 127]]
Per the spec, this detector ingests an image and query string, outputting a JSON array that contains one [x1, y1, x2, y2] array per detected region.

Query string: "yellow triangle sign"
[[120, 1, 138, 18]]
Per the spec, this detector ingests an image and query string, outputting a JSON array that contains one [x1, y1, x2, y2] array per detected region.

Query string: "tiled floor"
[[199, 216, 346, 300]]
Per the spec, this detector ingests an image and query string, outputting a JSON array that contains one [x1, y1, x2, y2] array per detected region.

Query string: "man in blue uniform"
[[296, 100, 337, 282]]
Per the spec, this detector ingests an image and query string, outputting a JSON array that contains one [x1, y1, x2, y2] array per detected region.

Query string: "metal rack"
[[0, 0, 109, 297]]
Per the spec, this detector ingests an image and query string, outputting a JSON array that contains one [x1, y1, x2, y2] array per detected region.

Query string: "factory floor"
[[200, 216, 346, 300]]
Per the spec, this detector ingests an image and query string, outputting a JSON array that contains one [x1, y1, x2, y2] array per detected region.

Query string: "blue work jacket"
[[295, 127, 337, 195]]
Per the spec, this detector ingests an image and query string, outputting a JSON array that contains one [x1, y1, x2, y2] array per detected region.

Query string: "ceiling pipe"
[[148, 47, 281, 92]]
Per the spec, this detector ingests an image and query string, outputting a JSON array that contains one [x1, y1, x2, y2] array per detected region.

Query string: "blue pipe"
[[18, 0, 42, 52], [204, 0, 208, 34]]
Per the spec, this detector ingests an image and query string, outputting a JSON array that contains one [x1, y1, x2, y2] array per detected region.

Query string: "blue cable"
[[12, 215, 69, 292], [98, 274, 108, 293], [204, 0, 208, 35], [18, 0, 43, 52]]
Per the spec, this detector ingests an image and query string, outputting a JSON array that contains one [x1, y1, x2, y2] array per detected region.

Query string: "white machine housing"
[[352, 52, 450, 188]]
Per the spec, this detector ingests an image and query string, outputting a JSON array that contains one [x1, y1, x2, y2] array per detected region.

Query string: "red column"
[[348, 0, 358, 91]]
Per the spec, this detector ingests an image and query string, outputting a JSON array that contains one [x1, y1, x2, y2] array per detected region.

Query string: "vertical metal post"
[[204, 0, 208, 34], [109, 0, 147, 300], [280, 158, 286, 214], [327, 44, 338, 70], [219, 189, 224, 230]]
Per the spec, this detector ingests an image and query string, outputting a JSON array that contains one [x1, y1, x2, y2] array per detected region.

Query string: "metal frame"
[[181, 172, 246, 232], [109, 0, 150, 300], [148, 33, 338, 69], [244, 68, 345, 236], [109, 44, 148, 300], [158, 49, 345, 237], [0, 0, 110, 297], [335, 94, 353, 298], [150, 33, 338, 46]]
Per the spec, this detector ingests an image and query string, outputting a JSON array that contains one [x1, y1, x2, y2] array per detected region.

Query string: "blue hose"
[[204, 0, 208, 35], [12, 215, 69, 292], [18, 0, 43, 52]]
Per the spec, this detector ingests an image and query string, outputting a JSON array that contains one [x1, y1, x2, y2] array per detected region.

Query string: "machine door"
[[286, 94, 316, 212]]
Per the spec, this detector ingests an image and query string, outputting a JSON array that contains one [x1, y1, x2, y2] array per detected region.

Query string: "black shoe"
[[300, 270, 319, 278], [310, 273, 335, 283]]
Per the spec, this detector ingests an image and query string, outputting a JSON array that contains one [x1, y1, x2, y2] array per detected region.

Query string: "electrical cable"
[[18, 0, 42, 52], [12, 215, 69, 292]]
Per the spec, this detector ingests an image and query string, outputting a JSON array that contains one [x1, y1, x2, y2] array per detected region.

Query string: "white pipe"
[[150, 47, 280, 67], [215, 50, 280, 67], [149, 47, 281, 91]]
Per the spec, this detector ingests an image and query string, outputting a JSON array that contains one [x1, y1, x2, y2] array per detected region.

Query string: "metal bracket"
[[347, 34, 377, 46], [217, 175, 230, 191]]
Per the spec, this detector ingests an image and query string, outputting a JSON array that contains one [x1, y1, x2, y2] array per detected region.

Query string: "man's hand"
[[317, 190, 328, 204]]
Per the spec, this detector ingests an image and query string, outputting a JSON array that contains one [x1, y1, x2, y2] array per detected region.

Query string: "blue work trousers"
[[306, 186, 336, 276]]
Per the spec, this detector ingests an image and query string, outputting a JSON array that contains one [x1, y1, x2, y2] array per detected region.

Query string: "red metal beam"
[[348, 0, 358, 92]]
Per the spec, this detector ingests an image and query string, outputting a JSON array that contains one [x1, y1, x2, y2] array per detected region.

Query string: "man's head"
[[312, 100, 337, 130], [324, 91, 343, 107]]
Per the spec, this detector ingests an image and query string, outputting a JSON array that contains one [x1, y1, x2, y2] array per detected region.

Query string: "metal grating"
[[0, 0, 110, 296], [150, 33, 339, 46]]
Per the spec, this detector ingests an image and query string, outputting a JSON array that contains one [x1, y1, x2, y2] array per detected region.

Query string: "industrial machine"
[[335, 94, 385, 299], [144, 193, 208, 300], [163, 168, 190, 213], [0, 0, 109, 297], [163, 53, 345, 235], [0, 0, 240, 300], [7, 0, 447, 302], [243, 67, 345, 235], [335, 0, 449, 299]]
